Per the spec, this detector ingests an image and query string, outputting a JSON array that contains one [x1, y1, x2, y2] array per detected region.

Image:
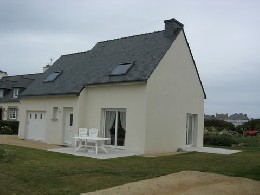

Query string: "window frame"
[[110, 62, 133, 76], [12, 88, 19, 99], [8, 108, 17, 120], [44, 71, 62, 82]]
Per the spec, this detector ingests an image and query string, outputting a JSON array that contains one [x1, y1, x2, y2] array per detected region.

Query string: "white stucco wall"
[[82, 83, 147, 154], [145, 30, 205, 154], [18, 96, 79, 144]]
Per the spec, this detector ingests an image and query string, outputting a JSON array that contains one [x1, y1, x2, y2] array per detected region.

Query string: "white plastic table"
[[73, 136, 110, 155]]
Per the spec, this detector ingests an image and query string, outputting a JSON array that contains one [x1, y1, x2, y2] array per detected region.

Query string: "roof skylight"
[[44, 71, 62, 82], [110, 62, 133, 76]]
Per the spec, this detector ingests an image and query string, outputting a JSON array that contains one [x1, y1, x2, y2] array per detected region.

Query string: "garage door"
[[26, 111, 47, 142]]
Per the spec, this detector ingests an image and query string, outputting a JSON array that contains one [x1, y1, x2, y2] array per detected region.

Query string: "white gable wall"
[[145, 30, 204, 154]]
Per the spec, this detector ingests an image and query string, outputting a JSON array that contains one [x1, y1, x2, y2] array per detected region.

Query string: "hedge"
[[0, 120, 19, 135], [204, 133, 238, 147]]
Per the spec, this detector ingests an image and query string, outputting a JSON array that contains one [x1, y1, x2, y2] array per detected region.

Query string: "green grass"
[[0, 143, 259, 195]]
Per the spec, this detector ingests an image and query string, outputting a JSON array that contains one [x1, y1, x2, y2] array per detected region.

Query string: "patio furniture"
[[74, 128, 88, 151], [73, 128, 111, 154]]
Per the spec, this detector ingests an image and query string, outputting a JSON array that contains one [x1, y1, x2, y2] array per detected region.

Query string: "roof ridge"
[[97, 30, 164, 44], [61, 50, 90, 57], [2, 73, 41, 78]]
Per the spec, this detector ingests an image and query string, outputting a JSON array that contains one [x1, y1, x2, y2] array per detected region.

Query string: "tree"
[[237, 119, 260, 131], [204, 119, 235, 131]]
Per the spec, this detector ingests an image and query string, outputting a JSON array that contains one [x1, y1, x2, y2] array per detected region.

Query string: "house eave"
[[20, 93, 79, 99]]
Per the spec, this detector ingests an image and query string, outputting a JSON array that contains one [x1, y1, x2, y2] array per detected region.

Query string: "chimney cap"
[[164, 18, 184, 27], [164, 18, 184, 37]]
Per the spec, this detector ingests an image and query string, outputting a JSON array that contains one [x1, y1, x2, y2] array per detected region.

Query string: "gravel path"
[[85, 171, 260, 195]]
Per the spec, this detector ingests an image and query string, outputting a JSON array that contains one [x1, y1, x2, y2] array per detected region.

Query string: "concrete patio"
[[182, 146, 240, 155], [48, 147, 141, 159]]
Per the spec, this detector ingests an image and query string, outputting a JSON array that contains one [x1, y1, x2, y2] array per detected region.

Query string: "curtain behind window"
[[105, 111, 116, 138]]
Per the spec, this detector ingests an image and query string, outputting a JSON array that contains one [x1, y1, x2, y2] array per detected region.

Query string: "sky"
[[0, 0, 260, 118]]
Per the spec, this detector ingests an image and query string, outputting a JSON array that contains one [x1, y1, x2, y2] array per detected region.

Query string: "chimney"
[[0, 70, 8, 79], [43, 65, 51, 73], [164, 18, 184, 37]]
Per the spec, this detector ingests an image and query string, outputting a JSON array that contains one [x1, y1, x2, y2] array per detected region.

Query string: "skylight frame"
[[110, 62, 134, 76], [43, 71, 62, 82]]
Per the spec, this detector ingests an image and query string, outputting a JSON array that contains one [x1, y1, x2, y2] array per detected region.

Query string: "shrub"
[[0, 120, 19, 134], [204, 133, 238, 147], [205, 119, 235, 131], [0, 126, 13, 135], [0, 147, 16, 162]]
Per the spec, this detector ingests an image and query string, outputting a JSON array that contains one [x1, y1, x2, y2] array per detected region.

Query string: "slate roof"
[[0, 73, 40, 102], [21, 18, 205, 98]]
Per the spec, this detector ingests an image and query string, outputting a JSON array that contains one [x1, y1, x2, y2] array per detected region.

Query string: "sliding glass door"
[[103, 109, 126, 147]]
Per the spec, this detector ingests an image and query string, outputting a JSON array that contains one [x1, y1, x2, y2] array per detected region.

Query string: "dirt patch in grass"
[[0, 135, 60, 150], [85, 171, 260, 195]]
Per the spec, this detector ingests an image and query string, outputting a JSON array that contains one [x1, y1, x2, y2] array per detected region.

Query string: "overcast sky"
[[0, 0, 259, 118]]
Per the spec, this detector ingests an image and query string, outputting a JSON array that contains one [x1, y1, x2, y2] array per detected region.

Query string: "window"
[[110, 62, 133, 75], [44, 71, 62, 82], [13, 88, 19, 98], [35, 114, 37, 119], [8, 108, 17, 120], [69, 114, 73, 126], [0, 89, 3, 98]]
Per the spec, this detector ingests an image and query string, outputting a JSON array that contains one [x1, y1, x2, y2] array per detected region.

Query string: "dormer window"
[[13, 88, 19, 99], [110, 62, 133, 76], [44, 71, 62, 82], [0, 89, 3, 98]]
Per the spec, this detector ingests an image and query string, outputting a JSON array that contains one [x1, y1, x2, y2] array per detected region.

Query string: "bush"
[[0, 147, 16, 162], [205, 119, 236, 131], [0, 126, 13, 134], [0, 120, 19, 134], [204, 133, 238, 147]]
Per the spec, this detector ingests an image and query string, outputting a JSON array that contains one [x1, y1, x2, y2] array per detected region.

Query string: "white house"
[[18, 18, 206, 154]]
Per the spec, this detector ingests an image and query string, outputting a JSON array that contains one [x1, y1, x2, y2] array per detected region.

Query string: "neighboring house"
[[0, 70, 8, 79], [0, 73, 41, 121], [226, 113, 249, 126], [209, 113, 249, 126], [18, 18, 206, 154], [215, 113, 228, 121]]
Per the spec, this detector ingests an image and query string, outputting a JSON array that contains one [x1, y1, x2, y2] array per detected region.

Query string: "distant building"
[[205, 113, 250, 126], [226, 113, 249, 127], [216, 113, 228, 121]]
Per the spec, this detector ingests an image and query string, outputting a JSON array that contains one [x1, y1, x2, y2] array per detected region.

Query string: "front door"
[[186, 114, 195, 146], [63, 107, 73, 145]]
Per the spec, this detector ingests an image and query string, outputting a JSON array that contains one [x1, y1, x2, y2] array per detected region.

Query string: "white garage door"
[[26, 111, 47, 142]]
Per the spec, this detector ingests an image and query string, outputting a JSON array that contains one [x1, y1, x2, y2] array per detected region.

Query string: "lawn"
[[0, 139, 259, 194]]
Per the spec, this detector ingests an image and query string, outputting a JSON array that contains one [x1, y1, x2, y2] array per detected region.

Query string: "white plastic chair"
[[88, 128, 99, 137], [87, 128, 99, 151], [75, 128, 88, 147]]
